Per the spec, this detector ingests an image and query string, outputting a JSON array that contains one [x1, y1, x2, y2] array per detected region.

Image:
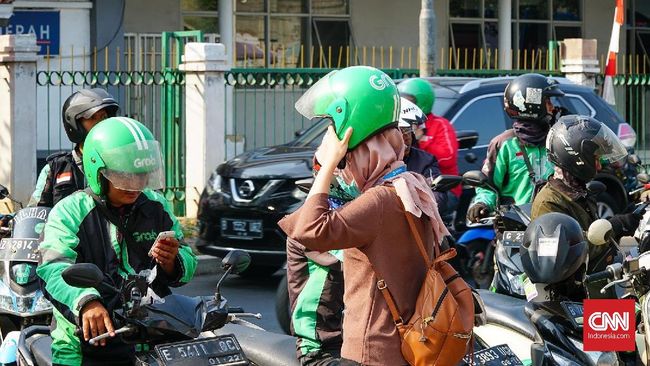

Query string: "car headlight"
[[291, 187, 308, 200], [205, 173, 223, 195]]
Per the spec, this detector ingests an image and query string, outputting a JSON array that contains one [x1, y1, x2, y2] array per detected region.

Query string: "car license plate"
[[221, 218, 263, 239], [460, 344, 524, 366], [155, 334, 248, 366], [502, 231, 525, 248]]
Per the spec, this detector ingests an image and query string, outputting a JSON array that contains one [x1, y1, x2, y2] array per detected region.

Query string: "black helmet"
[[547, 115, 628, 182], [504, 73, 565, 124], [61, 88, 119, 143], [521, 213, 588, 284]]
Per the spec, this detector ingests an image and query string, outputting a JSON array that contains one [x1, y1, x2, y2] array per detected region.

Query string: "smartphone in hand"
[[148, 230, 176, 257]]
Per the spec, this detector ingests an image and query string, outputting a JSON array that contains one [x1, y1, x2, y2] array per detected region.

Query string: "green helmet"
[[83, 117, 165, 195], [295, 66, 400, 149], [397, 78, 435, 114]]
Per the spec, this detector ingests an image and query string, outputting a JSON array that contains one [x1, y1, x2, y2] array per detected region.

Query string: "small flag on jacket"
[[55, 172, 72, 184], [602, 0, 624, 105]]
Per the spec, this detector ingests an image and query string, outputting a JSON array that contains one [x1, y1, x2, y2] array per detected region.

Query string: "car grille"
[[227, 178, 296, 204]]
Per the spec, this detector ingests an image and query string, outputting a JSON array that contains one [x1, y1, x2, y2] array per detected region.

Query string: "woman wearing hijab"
[[278, 66, 449, 366]]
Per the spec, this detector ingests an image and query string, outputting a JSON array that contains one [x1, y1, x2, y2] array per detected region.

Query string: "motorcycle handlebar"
[[585, 270, 614, 284], [88, 326, 133, 346]]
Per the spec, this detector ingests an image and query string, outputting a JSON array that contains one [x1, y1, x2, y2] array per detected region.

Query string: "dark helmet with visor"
[[62, 88, 120, 143], [546, 115, 628, 182]]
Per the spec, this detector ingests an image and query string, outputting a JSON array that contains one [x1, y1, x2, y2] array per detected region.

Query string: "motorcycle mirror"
[[464, 152, 478, 164], [627, 154, 641, 166], [431, 175, 463, 192], [462, 170, 488, 187], [638, 173, 650, 185], [222, 250, 251, 275], [295, 177, 314, 194], [0, 184, 8, 200], [62, 263, 104, 288], [587, 219, 613, 246], [586, 180, 606, 196]]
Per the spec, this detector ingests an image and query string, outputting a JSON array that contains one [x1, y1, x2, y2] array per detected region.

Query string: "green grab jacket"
[[472, 129, 555, 210], [37, 189, 197, 366]]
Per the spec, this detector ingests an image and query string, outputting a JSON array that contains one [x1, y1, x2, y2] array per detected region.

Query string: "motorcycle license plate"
[[460, 344, 524, 366], [502, 231, 525, 248], [221, 218, 263, 239], [155, 334, 248, 366]]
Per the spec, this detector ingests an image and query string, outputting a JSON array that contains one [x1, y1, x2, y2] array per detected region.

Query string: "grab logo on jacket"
[[583, 299, 634, 351]]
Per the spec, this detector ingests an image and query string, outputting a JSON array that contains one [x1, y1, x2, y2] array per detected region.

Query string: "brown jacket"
[[279, 186, 436, 366]]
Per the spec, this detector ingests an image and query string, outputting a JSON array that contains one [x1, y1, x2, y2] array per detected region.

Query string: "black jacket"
[[404, 147, 448, 209], [33, 150, 85, 207]]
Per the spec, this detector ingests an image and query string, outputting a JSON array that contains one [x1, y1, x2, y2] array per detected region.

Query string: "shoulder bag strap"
[[516, 138, 537, 183]]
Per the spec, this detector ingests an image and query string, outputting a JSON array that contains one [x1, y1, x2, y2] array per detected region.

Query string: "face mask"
[[331, 175, 362, 201]]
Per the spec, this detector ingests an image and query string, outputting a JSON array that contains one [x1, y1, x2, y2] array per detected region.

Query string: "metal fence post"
[[179, 43, 230, 218], [0, 34, 39, 210]]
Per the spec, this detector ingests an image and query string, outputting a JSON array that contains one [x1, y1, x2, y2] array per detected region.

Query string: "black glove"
[[467, 203, 489, 223], [608, 212, 643, 238]]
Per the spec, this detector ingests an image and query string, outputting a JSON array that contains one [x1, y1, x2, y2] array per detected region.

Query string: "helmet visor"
[[592, 124, 628, 163], [99, 140, 165, 192], [295, 71, 339, 120]]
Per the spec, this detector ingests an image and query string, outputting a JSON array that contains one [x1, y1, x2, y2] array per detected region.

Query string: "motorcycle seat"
[[213, 323, 300, 366], [476, 289, 536, 340], [28, 333, 52, 366]]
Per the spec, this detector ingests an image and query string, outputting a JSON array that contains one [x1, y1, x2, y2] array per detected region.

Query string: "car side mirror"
[[222, 250, 251, 275], [586, 180, 606, 196], [464, 152, 478, 164], [62, 263, 104, 288], [456, 130, 479, 150]]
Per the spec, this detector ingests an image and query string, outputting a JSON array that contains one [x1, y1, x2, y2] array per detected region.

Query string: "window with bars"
[[448, 0, 582, 70]]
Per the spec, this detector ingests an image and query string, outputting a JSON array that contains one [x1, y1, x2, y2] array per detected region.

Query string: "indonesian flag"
[[602, 0, 624, 105]]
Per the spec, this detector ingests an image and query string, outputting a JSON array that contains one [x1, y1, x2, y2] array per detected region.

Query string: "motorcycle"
[[461, 170, 532, 297], [14, 249, 290, 366], [0, 184, 53, 365]]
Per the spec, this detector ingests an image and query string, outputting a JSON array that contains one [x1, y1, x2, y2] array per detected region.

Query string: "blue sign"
[[0, 11, 60, 55]]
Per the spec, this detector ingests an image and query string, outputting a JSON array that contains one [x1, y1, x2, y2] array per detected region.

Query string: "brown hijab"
[[331, 128, 449, 241]]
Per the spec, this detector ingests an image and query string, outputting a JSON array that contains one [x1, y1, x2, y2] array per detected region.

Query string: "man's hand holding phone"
[[149, 231, 180, 275]]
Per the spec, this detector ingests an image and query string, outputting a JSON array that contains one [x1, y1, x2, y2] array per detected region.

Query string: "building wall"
[[350, 0, 448, 69], [584, 1, 620, 62], [123, 0, 181, 33]]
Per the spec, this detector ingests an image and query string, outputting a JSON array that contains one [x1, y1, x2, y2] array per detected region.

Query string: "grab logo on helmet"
[[369, 74, 392, 91], [134, 156, 157, 169]]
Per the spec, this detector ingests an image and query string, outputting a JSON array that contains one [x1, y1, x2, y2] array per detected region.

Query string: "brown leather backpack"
[[372, 211, 475, 366]]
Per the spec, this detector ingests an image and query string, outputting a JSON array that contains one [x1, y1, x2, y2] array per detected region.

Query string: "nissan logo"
[[238, 180, 255, 199]]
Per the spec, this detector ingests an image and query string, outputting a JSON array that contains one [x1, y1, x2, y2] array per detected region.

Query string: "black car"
[[196, 76, 639, 274]]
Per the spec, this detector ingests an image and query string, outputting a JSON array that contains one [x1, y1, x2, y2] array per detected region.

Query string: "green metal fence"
[[223, 68, 419, 160], [597, 74, 650, 170], [35, 70, 186, 213]]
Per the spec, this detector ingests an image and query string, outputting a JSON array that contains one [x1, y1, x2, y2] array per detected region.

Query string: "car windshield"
[[432, 96, 456, 116], [288, 118, 329, 147]]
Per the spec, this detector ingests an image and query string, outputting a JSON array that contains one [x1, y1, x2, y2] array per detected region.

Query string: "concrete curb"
[[195, 254, 224, 276]]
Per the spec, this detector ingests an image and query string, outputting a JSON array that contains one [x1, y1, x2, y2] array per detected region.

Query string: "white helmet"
[[399, 97, 427, 128]]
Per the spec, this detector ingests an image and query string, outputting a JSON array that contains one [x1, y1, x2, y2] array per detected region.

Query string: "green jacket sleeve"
[[28, 164, 51, 207], [36, 194, 100, 322], [144, 190, 197, 284], [472, 135, 509, 211]]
